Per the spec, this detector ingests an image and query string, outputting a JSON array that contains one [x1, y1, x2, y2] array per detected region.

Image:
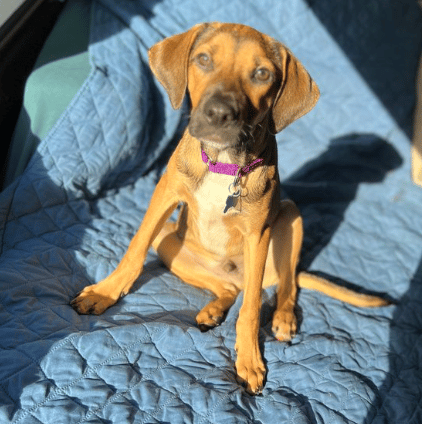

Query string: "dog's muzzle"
[[189, 90, 245, 146]]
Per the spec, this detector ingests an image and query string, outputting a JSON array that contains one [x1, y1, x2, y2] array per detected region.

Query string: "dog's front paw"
[[235, 348, 266, 395], [272, 308, 297, 341], [71, 284, 118, 315]]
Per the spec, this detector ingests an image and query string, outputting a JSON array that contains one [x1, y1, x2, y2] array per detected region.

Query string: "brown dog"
[[71, 23, 388, 394]]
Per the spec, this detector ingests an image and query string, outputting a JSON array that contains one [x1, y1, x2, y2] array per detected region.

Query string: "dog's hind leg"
[[152, 223, 240, 330], [263, 200, 303, 341]]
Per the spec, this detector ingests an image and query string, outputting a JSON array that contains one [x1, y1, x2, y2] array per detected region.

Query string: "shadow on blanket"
[[305, 0, 422, 137], [365, 259, 422, 423], [284, 133, 403, 269]]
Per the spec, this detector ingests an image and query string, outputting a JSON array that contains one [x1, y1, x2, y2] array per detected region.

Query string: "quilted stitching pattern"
[[1, 0, 422, 422]]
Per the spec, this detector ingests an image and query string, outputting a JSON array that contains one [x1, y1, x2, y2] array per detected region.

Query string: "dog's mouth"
[[189, 126, 252, 151], [190, 131, 235, 149], [198, 139, 230, 149]]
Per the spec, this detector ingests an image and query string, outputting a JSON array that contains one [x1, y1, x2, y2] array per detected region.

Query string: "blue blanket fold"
[[1, 0, 422, 422]]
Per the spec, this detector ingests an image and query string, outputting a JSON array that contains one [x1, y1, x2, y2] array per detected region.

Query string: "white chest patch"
[[194, 153, 238, 256]]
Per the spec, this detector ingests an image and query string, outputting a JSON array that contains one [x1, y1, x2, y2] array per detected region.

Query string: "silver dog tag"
[[223, 193, 240, 213], [223, 172, 242, 213]]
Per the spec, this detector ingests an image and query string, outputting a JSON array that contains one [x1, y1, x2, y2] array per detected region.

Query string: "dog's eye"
[[196, 53, 212, 70], [253, 68, 272, 82]]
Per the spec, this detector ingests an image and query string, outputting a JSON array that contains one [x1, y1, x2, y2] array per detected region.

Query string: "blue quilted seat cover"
[[1, 0, 422, 423]]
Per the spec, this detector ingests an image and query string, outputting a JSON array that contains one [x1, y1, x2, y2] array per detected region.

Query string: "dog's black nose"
[[204, 95, 239, 127]]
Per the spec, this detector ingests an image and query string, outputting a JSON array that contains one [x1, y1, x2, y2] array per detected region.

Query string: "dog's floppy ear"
[[148, 24, 208, 110], [272, 43, 320, 133]]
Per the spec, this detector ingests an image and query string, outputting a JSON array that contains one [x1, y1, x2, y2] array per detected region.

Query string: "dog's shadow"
[[282, 133, 402, 268]]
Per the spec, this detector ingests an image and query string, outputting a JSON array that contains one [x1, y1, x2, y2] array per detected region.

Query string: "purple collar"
[[201, 149, 263, 177]]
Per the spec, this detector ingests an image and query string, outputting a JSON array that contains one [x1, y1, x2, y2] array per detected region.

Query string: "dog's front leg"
[[235, 225, 271, 394], [71, 171, 179, 314]]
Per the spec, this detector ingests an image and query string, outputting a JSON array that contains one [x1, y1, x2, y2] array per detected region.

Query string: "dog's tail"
[[297, 272, 391, 307]]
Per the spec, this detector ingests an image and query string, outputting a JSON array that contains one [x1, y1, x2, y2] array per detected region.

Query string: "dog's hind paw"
[[196, 301, 226, 331], [71, 284, 118, 315], [272, 309, 297, 341], [196, 296, 234, 330]]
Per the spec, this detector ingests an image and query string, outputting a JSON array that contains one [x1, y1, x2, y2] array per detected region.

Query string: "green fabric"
[[5, 0, 91, 186]]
